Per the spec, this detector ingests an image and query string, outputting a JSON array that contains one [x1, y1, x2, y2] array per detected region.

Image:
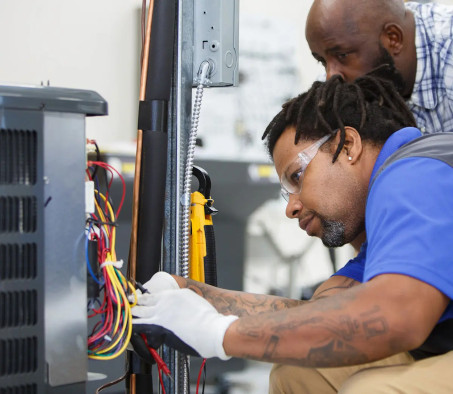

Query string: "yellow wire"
[[88, 264, 132, 358], [88, 192, 136, 360], [92, 264, 133, 356]]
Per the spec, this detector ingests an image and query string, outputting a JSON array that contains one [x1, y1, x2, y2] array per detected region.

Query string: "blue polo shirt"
[[335, 127, 453, 323]]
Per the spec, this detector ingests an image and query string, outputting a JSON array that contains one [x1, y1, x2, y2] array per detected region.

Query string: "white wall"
[[1, 1, 453, 145], [239, 0, 320, 91], [0, 0, 142, 145], [0, 0, 321, 146]]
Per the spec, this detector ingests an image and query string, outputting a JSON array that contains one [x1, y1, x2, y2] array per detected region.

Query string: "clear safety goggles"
[[280, 134, 331, 201]]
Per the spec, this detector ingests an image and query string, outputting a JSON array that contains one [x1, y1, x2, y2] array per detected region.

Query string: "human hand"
[[130, 271, 180, 304], [140, 271, 180, 293], [132, 288, 238, 360]]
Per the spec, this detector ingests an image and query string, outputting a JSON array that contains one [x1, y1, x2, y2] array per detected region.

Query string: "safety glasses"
[[280, 134, 331, 201]]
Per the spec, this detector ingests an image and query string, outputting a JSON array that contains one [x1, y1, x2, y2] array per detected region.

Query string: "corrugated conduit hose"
[[180, 60, 213, 278]]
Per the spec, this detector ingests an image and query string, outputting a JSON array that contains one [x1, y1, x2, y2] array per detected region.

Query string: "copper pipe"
[[130, 374, 136, 393], [140, 0, 155, 101], [128, 2, 155, 393], [128, 0, 155, 280]]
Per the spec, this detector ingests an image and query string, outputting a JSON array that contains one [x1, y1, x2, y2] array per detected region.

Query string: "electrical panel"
[[193, 0, 239, 87], [0, 85, 107, 393]]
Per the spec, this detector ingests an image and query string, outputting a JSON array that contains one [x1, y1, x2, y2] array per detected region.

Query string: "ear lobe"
[[381, 23, 404, 55], [342, 127, 362, 164]]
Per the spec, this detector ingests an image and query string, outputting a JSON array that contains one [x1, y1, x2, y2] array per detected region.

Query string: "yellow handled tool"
[[189, 166, 218, 285]]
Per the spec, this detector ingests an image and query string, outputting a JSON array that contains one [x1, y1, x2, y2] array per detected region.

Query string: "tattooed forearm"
[[302, 339, 369, 366], [223, 275, 440, 367], [179, 278, 304, 317], [175, 275, 358, 317], [362, 317, 388, 338], [312, 277, 359, 300], [263, 335, 279, 359], [227, 289, 395, 367], [257, 337, 369, 366]]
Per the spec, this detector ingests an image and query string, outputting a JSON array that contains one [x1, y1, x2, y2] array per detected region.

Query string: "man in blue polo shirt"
[[132, 76, 453, 393], [305, 0, 453, 255]]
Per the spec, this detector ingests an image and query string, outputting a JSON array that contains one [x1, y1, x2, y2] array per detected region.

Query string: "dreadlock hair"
[[262, 75, 417, 162]]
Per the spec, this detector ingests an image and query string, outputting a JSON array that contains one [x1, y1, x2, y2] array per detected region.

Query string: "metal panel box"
[[0, 85, 107, 393]]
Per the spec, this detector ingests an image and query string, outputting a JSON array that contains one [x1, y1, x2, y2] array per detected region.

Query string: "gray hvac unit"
[[0, 85, 107, 394]]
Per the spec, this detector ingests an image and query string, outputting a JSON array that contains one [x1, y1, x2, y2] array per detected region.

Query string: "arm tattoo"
[[182, 279, 304, 317], [362, 317, 388, 338], [234, 298, 390, 366], [304, 340, 369, 365], [263, 335, 279, 359], [312, 278, 358, 300]]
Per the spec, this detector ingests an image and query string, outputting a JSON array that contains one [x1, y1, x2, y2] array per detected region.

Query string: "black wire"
[[202, 361, 207, 394], [102, 164, 112, 208], [104, 176, 118, 219], [90, 142, 102, 179], [91, 172, 105, 212], [90, 161, 119, 223], [86, 217, 118, 227]]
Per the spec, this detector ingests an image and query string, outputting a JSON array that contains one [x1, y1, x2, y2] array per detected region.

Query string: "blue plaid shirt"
[[406, 2, 453, 134]]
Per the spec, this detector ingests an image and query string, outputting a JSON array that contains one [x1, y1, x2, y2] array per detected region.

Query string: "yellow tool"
[[189, 166, 218, 285]]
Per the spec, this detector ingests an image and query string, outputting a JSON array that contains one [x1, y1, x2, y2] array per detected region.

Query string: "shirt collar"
[[369, 127, 422, 189]]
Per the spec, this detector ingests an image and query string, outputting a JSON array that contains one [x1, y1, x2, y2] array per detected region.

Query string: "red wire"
[[86, 168, 93, 181], [157, 366, 166, 394], [139, 334, 171, 393], [196, 359, 207, 394], [88, 295, 118, 350], [88, 291, 114, 346], [88, 161, 126, 218], [86, 157, 128, 356], [102, 166, 114, 218]]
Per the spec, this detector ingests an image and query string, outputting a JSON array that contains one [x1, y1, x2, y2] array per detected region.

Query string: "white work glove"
[[130, 271, 180, 303], [140, 271, 180, 293], [132, 288, 238, 360]]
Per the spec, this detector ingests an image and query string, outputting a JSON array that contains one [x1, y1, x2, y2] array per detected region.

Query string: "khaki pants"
[[269, 351, 453, 393]]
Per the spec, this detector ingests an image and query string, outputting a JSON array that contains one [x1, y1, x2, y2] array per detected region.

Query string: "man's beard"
[[320, 217, 346, 248], [366, 43, 406, 96]]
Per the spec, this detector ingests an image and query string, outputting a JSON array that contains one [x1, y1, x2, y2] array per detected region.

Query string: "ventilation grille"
[[0, 244, 37, 280], [0, 385, 37, 394], [0, 291, 37, 328], [0, 129, 37, 185], [0, 197, 37, 234], [0, 337, 37, 376]]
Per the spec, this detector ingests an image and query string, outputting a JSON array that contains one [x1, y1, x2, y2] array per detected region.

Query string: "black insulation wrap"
[[136, 130, 168, 284], [145, 0, 176, 101], [203, 225, 217, 286], [135, 0, 176, 285], [130, 0, 176, 391]]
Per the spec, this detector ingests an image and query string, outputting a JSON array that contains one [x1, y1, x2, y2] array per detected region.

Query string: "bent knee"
[[339, 367, 403, 394], [269, 364, 336, 394]]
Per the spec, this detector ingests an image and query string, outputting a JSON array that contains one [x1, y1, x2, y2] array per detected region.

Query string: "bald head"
[[306, 0, 416, 97], [307, 0, 406, 34]]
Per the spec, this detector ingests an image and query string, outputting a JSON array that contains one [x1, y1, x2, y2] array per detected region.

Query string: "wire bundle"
[[86, 156, 137, 360]]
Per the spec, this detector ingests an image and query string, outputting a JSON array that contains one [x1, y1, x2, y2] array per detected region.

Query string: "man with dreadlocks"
[[132, 76, 453, 393]]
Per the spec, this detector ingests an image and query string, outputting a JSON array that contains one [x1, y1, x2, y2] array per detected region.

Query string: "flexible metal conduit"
[[179, 60, 212, 278]]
